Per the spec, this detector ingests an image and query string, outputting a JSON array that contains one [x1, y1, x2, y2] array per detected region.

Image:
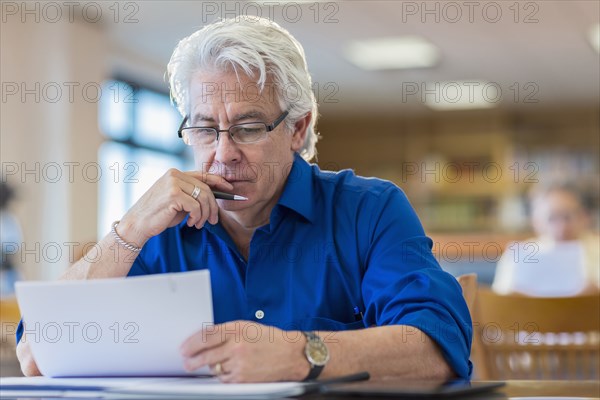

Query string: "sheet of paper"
[[108, 378, 308, 399], [0, 376, 309, 399], [510, 241, 586, 296], [15, 270, 213, 377], [0, 376, 169, 399]]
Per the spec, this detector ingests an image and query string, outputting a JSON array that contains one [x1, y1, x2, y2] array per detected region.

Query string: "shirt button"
[[255, 310, 265, 320]]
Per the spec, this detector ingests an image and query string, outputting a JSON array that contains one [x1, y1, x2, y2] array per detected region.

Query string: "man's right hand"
[[117, 169, 234, 247], [16, 338, 41, 376]]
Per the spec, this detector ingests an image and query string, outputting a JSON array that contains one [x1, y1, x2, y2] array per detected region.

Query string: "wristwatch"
[[302, 331, 329, 380]]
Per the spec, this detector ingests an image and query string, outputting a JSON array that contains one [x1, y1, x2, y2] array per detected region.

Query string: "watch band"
[[303, 331, 326, 381], [305, 361, 324, 381]]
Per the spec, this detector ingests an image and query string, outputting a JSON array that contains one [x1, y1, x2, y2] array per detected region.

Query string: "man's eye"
[[238, 127, 262, 134], [194, 128, 216, 135]]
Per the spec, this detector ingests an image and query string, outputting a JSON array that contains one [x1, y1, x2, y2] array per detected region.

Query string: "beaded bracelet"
[[111, 221, 142, 253]]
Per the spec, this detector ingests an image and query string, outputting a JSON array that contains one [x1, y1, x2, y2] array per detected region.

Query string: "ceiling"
[[102, 1, 599, 115]]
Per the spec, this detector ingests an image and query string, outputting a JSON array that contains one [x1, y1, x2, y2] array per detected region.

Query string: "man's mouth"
[[223, 177, 250, 183]]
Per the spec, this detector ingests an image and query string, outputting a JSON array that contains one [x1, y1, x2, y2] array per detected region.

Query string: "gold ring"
[[214, 362, 223, 375], [191, 186, 201, 200]]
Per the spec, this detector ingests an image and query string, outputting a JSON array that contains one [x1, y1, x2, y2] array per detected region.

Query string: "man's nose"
[[214, 131, 241, 164]]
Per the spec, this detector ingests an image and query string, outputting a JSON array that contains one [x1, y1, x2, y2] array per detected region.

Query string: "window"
[[97, 80, 193, 239]]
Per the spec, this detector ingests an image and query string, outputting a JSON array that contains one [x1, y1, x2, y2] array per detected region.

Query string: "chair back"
[[472, 288, 600, 380], [456, 273, 477, 311], [0, 298, 22, 376]]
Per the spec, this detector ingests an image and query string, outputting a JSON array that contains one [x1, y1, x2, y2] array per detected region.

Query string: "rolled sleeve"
[[360, 187, 473, 379]]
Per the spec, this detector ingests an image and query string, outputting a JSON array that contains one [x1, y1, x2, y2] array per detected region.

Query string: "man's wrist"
[[294, 332, 311, 381], [113, 219, 148, 250]]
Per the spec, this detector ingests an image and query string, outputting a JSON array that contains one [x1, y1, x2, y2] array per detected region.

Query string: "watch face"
[[306, 338, 330, 366]]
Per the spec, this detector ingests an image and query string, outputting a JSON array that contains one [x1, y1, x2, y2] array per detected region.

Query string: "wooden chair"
[[456, 273, 477, 311], [0, 298, 22, 376], [472, 287, 600, 380]]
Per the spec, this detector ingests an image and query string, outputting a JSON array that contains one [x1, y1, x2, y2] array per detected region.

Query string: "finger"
[[169, 179, 209, 228], [178, 180, 214, 228], [177, 178, 203, 200], [216, 359, 233, 376], [194, 189, 214, 229], [190, 198, 204, 229], [16, 342, 41, 376], [185, 171, 234, 190], [215, 360, 235, 381], [183, 346, 230, 373], [169, 188, 202, 228], [180, 323, 227, 357], [179, 179, 219, 226], [166, 169, 229, 197]]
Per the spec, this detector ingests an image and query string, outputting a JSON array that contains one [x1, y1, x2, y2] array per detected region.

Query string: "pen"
[[212, 190, 248, 201], [353, 306, 364, 321]]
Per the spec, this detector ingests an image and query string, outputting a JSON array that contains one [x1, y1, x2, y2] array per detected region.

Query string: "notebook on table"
[[324, 379, 505, 398]]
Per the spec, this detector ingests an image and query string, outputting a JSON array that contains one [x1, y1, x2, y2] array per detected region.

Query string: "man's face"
[[532, 190, 590, 241], [187, 70, 306, 215]]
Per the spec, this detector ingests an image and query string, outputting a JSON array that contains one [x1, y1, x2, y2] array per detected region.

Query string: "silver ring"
[[191, 186, 201, 200], [214, 362, 223, 375]]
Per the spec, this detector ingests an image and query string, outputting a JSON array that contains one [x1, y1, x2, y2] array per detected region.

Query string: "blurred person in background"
[[493, 182, 599, 296], [0, 180, 23, 297]]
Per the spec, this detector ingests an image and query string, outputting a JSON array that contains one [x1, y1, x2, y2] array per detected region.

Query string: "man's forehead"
[[190, 109, 269, 124], [189, 82, 278, 114]]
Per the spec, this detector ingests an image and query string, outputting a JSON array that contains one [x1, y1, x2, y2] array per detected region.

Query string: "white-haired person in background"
[[17, 17, 472, 382], [493, 182, 599, 296]]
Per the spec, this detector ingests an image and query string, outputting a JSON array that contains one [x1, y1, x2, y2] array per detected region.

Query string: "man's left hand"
[[180, 321, 310, 382]]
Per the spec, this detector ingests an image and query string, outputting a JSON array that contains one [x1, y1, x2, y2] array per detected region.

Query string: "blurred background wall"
[[1, 1, 598, 283]]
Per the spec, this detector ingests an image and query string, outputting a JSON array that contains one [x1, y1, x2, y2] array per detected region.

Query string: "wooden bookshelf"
[[316, 107, 599, 244]]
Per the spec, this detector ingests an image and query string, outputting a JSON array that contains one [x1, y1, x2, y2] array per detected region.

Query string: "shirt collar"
[[275, 152, 317, 224], [199, 152, 317, 236]]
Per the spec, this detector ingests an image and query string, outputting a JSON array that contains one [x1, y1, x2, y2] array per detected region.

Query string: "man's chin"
[[217, 198, 253, 212]]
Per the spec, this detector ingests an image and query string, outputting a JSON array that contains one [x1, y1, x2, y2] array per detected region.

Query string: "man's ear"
[[290, 112, 311, 152]]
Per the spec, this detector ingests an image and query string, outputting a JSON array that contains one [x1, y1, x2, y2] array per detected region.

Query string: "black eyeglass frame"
[[177, 110, 289, 144]]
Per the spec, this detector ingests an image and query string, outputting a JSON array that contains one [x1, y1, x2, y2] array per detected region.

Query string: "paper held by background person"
[[497, 241, 587, 297], [15, 270, 213, 377]]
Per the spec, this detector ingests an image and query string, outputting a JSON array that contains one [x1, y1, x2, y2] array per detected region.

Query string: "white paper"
[[0, 376, 309, 399], [15, 270, 213, 377], [109, 377, 308, 399], [510, 241, 586, 297]]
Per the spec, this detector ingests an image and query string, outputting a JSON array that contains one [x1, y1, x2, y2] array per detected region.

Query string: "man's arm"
[[16, 169, 233, 376], [62, 169, 232, 280], [319, 326, 453, 380], [180, 322, 453, 382]]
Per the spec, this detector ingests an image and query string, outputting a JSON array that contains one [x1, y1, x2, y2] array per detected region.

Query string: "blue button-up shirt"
[[127, 153, 473, 378], [17, 153, 472, 377]]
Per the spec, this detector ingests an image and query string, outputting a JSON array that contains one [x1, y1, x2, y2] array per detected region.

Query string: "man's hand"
[[118, 169, 234, 246], [180, 321, 310, 383], [16, 337, 41, 376]]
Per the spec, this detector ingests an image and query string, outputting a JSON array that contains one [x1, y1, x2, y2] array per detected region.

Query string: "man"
[[17, 17, 472, 382], [493, 182, 599, 296]]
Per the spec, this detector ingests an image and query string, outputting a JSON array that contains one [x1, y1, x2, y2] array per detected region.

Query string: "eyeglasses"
[[177, 110, 289, 146]]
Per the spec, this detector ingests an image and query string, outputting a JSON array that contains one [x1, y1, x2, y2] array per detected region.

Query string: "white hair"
[[167, 17, 319, 161]]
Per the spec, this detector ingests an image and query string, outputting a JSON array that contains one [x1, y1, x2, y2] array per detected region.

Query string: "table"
[[500, 380, 600, 397], [309, 379, 600, 399], [1, 379, 598, 399]]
